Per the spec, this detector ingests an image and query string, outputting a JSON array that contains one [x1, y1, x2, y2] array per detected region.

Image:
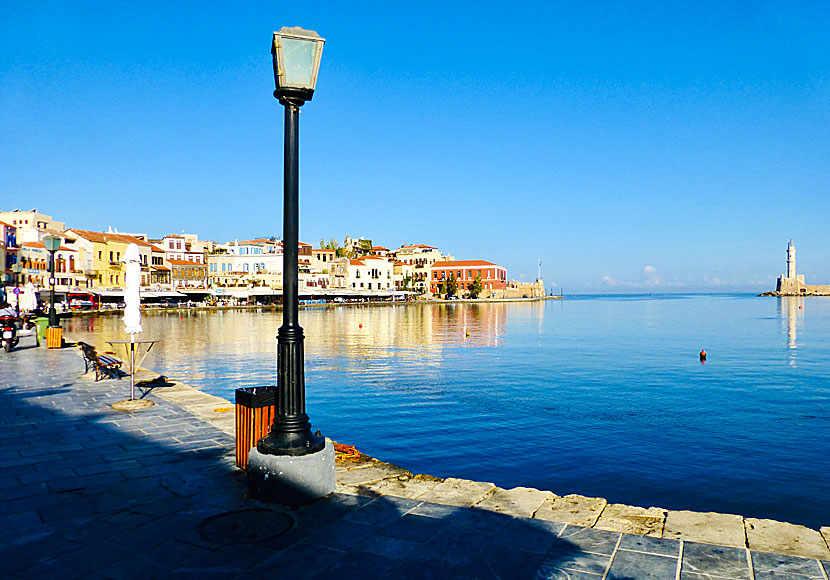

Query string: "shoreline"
[[55, 295, 552, 318], [148, 365, 830, 561]]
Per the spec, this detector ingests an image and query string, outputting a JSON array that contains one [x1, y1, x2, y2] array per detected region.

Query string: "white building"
[[348, 256, 394, 291], [391, 244, 452, 293]]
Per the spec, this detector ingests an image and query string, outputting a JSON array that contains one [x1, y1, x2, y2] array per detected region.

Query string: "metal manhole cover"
[[198, 508, 294, 543]]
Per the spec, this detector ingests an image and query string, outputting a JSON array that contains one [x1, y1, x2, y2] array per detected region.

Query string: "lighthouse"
[[776, 239, 805, 294], [787, 239, 796, 279]]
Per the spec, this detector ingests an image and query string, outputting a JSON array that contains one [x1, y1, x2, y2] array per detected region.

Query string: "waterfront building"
[[328, 257, 350, 289], [207, 241, 283, 289], [168, 259, 208, 289], [17, 241, 82, 289], [0, 222, 18, 288], [429, 260, 507, 296], [347, 256, 394, 291], [343, 236, 373, 258], [392, 244, 452, 293], [63, 229, 154, 289], [393, 260, 415, 291], [0, 209, 65, 232], [151, 234, 207, 264]]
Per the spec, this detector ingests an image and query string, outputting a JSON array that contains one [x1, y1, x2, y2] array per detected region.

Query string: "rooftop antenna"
[[538, 259, 542, 282]]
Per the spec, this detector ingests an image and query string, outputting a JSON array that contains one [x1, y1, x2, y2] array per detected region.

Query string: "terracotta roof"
[[0, 221, 13, 227], [349, 259, 365, 266], [314, 248, 335, 253], [67, 229, 153, 247], [151, 266, 171, 271], [168, 259, 205, 266], [372, 246, 389, 251], [149, 245, 165, 252], [403, 244, 437, 249], [431, 260, 501, 269], [236, 239, 272, 245], [66, 229, 108, 243]]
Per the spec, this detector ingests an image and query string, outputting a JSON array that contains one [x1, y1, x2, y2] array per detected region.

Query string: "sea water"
[[64, 294, 830, 528]]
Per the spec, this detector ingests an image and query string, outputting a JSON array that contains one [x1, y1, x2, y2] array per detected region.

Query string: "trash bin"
[[34, 317, 49, 344], [235, 386, 277, 469]]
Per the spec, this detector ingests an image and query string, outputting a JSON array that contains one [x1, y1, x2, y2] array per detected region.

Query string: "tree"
[[469, 275, 483, 299], [402, 274, 412, 291], [445, 273, 457, 297]]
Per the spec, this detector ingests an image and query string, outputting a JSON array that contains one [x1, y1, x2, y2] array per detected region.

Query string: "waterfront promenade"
[[1, 344, 829, 579]]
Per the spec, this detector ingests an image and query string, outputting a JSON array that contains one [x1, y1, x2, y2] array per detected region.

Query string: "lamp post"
[[43, 235, 61, 328], [247, 27, 334, 505], [11, 264, 22, 316]]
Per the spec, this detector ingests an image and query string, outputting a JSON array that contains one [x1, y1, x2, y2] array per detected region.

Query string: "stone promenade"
[[1, 343, 829, 579]]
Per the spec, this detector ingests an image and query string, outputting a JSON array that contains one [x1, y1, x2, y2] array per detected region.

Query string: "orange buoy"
[[359, 323, 363, 328], [699, 350, 707, 359]]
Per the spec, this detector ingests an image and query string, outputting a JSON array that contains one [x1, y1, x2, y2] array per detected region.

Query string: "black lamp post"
[[11, 264, 22, 316], [43, 235, 61, 328], [256, 27, 326, 457]]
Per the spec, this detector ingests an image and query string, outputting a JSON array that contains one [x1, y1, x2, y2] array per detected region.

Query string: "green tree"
[[402, 274, 412, 291], [469, 275, 483, 299], [445, 273, 457, 297]]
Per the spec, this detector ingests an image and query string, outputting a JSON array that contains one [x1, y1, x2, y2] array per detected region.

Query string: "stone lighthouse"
[[776, 239, 805, 294], [787, 239, 796, 278]]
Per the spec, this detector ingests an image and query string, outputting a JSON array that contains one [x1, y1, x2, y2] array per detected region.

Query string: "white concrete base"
[[247, 441, 335, 506]]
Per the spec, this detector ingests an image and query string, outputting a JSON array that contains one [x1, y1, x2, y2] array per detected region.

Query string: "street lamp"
[[247, 27, 333, 505], [11, 263, 22, 316], [43, 235, 61, 328]]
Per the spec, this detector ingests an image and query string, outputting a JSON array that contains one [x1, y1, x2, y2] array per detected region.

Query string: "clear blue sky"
[[1, 2, 827, 292]]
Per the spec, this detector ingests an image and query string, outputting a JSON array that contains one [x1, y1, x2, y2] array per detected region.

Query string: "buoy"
[[359, 323, 363, 329], [699, 350, 707, 360]]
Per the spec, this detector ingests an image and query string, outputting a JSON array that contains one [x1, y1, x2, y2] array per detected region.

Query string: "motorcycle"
[[1, 315, 19, 352]]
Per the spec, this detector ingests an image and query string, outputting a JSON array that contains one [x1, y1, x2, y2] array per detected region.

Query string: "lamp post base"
[[247, 440, 335, 506]]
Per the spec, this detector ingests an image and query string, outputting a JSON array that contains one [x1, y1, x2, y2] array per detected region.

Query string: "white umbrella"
[[123, 243, 142, 399], [19, 282, 38, 312]]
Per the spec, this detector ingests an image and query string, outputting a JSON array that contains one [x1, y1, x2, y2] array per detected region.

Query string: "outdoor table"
[[106, 339, 158, 399]]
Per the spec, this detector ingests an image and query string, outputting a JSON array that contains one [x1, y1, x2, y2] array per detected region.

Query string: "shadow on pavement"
[[0, 349, 609, 580]]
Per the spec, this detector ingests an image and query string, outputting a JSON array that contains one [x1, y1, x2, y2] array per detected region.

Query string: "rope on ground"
[[333, 442, 361, 462]]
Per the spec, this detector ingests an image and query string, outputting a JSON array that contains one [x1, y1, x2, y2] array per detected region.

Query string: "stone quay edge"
[[149, 363, 830, 561]]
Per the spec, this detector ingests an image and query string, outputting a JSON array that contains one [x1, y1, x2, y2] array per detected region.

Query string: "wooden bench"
[[78, 342, 124, 381]]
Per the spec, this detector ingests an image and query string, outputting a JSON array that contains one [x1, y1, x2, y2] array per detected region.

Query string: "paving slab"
[[472, 485, 554, 517], [746, 518, 830, 560], [664, 510, 747, 548], [533, 494, 607, 527], [335, 460, 413, 488], [415, 477, 495, 507], [594, 503, 666, 537], [340, 473, 443, 500], [751, 551, 826, 579]]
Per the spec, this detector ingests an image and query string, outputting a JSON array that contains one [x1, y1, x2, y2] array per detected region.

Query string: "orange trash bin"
[[235, 386, 277, 469]]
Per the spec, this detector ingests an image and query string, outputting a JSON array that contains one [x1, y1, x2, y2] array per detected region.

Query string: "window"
[[116, 252, 120, 261], [109, 251, 113, 262], [98, 251, 102, 260]]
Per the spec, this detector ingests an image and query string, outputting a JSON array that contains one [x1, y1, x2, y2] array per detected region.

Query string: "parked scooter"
[[1, 315, 18, 352]]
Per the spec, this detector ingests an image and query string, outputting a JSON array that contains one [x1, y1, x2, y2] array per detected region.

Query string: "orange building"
[[429, 260, 507, 294]]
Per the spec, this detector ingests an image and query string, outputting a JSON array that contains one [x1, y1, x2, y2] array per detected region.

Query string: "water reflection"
[[778, 296, 804, 366], [63, 303, 509, 388]]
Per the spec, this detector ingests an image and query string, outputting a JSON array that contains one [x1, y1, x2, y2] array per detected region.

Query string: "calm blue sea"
[[65, 294, 830, 528]]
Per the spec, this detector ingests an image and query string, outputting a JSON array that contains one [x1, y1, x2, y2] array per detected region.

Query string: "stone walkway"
[[1, 343, 828, 579]]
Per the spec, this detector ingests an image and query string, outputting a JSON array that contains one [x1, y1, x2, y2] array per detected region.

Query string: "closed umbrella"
[[19, 282, 38, 313], [123, 243, 142, 399]]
